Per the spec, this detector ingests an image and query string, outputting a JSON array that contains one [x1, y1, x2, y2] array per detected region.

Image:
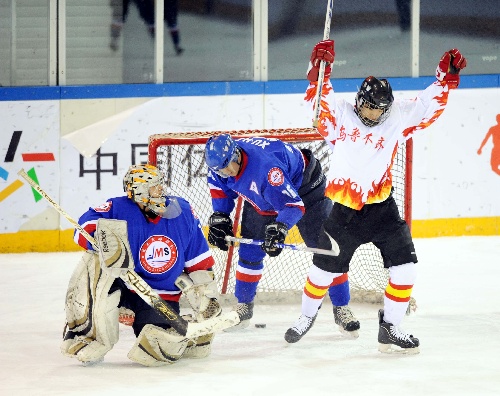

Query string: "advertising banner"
[[1, 88, 499, 240], [0, 101, 60, 233]]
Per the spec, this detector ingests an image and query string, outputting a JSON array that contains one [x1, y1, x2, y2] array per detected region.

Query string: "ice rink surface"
[[1, 236, 499, 396]]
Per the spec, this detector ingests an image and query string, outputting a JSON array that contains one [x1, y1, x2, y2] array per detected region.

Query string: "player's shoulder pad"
[[90, 196, 124, 213]]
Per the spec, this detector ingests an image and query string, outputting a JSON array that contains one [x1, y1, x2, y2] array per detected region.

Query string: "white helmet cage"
[[123, 164, 167, 214]]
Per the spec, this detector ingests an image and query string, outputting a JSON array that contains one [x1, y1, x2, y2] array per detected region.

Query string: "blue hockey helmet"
[[205, 134, 240, 172]]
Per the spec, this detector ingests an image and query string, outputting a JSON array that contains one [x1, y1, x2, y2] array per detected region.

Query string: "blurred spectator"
[[110, 0, 183, 55], [395, 0, 411, 32]]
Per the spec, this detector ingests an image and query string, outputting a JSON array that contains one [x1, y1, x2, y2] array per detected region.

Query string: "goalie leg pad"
[[61, 251, 120, 363], [127, 324, 189, 367], [183, 333, 215, 359]]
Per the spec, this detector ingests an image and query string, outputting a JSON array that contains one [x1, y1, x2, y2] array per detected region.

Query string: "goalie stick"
[[312, 0, 334, 128], [17, 168, 239, 339], [225, 235, 339, 257]]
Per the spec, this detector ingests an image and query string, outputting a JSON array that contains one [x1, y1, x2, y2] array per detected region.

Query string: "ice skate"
[[378, 309, 419, 354], [333, 305, 360, 338], [223, 302, 254, 332], [284, 313, 318, 343]]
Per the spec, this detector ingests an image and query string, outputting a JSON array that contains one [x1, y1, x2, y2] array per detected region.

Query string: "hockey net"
[[148, 128, 412, 304]]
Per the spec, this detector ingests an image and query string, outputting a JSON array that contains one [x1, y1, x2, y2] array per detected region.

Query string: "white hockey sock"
[[302, 265, 341, 317], [383, 262, 417, 326]]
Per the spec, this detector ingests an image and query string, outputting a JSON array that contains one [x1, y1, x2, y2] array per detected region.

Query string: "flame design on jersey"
[[366, 180, 393, 204], [325, 178, 364, 209], [364, 145, 398, 204], [325, 144, 398, 209], [305, 83, 335, 137], [326, 177, 395, 210], [318, 108, 336, 137], [403, 90, 449, 138]]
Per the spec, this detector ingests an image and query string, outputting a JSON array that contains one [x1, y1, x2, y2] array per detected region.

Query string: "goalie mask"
[[205, 134, 241, 178], [355, 76, 394, 127], [123, 164, 167, 215]]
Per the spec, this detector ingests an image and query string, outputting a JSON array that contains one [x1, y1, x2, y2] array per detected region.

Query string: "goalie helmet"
[[123, 164, 167, 214], [355, 76, 394, 127], [205, 134, 240, 177]]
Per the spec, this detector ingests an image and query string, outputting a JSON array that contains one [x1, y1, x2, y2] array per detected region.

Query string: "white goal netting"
[[149, 128, 412, 304]]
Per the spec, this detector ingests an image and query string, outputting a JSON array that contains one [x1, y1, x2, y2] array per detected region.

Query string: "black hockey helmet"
[[355, 76, 394, 127]]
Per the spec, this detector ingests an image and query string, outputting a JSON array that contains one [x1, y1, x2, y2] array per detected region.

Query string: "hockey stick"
[[17, 169, 239, 339], [225, 235, 339, 257], [312, 0, 334, 128]]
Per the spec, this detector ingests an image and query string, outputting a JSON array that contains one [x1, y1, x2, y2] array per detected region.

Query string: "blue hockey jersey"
[[74, 196, 214, 302], [207, 137, 306, 228]]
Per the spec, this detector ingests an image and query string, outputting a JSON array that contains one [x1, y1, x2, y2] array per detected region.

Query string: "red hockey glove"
[[307, 40, 335, 83], [436, 48, 467, 89]]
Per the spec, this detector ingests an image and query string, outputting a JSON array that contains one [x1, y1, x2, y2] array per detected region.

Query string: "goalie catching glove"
[[436, 48, 467, 89], [307, 39, 335, 83], [262, 222, 288, 257], [175, 270, 222, 322], [208, 212, 234, 251]]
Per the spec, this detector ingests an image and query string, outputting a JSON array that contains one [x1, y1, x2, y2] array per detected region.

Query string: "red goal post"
[[148, 128, 413, 303]]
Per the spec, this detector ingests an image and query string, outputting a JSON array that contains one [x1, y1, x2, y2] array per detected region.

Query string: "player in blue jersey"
[[61, 164, 223, 366], [205, 134, 359, 335]]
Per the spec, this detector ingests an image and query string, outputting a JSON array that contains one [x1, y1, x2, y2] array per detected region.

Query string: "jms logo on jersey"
[[139, 235, 178, 274], [267, 167, 284, 186]]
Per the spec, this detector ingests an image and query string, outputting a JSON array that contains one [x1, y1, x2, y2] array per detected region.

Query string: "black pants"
[[313, 194, 417, 274]]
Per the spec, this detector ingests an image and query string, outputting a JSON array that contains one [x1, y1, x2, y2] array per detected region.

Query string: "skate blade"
[[378, 343, 420, 355], [338, 326, 359, 339], [223, 319, 250, 332]]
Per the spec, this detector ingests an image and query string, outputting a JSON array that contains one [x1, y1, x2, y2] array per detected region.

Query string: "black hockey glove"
[[208, 212, 234, 251], [262, 222, 288, 257]]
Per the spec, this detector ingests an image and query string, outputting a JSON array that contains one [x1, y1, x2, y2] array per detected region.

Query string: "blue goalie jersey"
[[207, 137, 307, 228], [74, 196, 215, 302]]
